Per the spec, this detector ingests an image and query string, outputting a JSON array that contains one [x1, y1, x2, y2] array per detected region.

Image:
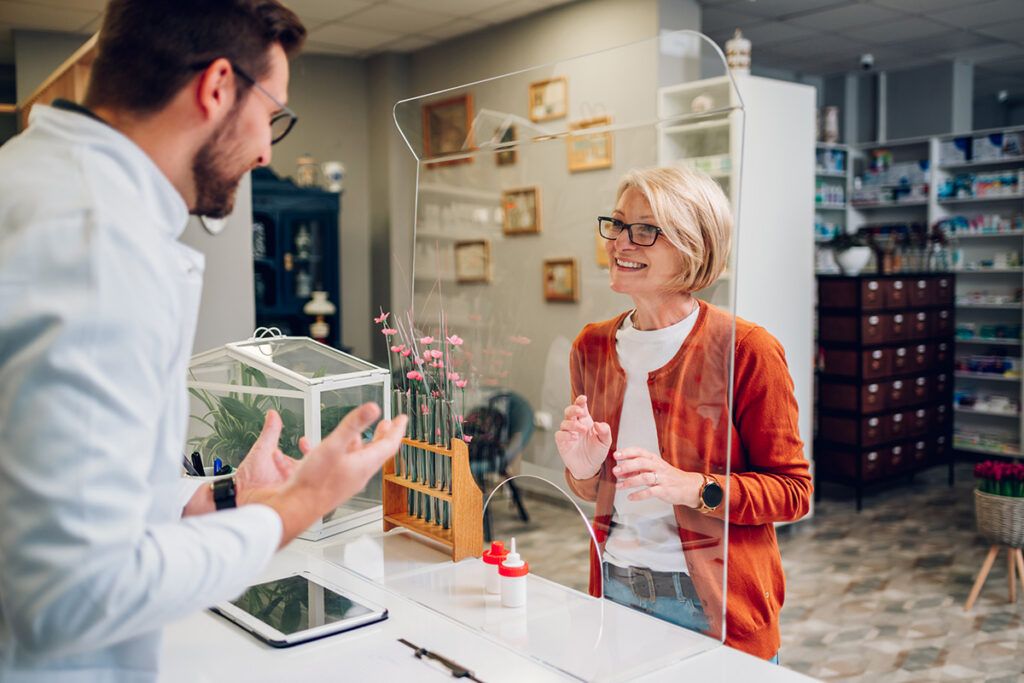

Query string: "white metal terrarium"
[[187, 331, 391, 541]]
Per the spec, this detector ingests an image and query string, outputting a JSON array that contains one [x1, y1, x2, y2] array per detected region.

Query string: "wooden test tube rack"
[[382, 437, 483, 562]]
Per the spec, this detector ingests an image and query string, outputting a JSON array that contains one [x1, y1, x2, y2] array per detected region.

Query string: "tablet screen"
[[229, 575, 375, 635]]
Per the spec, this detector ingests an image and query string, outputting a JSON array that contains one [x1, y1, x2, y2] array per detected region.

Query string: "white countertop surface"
[[160, 523, 819, 682]]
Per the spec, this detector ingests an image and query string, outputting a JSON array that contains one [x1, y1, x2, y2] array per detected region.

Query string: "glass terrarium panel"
[[188, 387, 307, 468], [319, 383, 388, 506], [189, 353, 300, 391], [232, 338, 377, 379]]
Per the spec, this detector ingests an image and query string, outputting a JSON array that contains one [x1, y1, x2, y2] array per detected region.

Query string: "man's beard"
[[191, 117, 247, 219]]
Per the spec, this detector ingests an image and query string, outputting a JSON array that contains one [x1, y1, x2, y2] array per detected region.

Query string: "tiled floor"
[[491, 463, 1024, 682]]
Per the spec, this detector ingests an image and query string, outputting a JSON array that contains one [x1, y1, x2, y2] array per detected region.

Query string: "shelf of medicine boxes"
[[848, 137, 930, 232], [657, 76, 738, 203], [932, 127, 1024, 461], [814, 144, 851, 243]]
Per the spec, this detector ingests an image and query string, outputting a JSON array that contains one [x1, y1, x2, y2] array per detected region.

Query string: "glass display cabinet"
[[187, 334, 390, 540]]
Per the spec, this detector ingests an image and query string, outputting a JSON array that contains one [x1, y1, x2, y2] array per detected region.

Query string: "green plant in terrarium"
[[189, 366, 367, 468]]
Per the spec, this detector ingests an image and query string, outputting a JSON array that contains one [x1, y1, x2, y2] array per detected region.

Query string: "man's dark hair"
[[85, 0, 306, 113]]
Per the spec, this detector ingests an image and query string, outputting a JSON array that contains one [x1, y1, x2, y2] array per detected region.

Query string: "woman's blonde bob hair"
[[615, 164, 733, 293]]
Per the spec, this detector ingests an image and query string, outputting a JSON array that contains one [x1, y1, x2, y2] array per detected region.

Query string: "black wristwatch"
[[212, 477, 237, 511], [697, 474, 724, 513]]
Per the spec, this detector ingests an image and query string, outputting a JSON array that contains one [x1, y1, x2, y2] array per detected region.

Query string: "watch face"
[[703, 481, 724, 508]]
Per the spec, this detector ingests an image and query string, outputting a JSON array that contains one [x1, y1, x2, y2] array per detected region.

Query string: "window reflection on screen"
[[230, 575, 373, 635]]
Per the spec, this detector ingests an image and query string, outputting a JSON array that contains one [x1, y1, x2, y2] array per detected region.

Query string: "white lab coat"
[[0, 105, 282, 681]]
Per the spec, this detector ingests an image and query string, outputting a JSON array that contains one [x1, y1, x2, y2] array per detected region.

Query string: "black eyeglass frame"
[[597, 216, 665, 247], [190, 61, 298, 145]]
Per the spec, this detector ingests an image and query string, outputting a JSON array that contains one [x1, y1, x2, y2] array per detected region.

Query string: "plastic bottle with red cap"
[[481, 540, 509, 595], [499, 537, 529, 608]]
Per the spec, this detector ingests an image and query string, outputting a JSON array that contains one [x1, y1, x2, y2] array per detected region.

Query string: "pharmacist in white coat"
[[0, 2, 406, 681]]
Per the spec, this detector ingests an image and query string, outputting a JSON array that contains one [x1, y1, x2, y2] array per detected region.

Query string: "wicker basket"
[[975, 489, 1024, 548]]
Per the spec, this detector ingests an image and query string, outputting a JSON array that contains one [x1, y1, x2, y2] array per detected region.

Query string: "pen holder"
[[382, 437, 483, 562]]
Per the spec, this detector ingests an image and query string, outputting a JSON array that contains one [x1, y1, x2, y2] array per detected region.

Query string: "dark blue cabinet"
[[251, 167, 342, 349]]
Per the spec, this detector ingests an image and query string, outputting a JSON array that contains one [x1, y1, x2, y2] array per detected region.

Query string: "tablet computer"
[[211, 571, 388, 648]]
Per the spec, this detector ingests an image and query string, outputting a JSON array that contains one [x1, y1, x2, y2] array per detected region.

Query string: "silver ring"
[[652, 471, 659, 486]]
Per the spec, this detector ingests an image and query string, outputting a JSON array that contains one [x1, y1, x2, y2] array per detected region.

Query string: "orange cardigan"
[[565, 302, 812, 660]]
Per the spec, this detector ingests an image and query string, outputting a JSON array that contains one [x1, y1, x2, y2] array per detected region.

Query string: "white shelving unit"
[[659, 74, 816, 517]]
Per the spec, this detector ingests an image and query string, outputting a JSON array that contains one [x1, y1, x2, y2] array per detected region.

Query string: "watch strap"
[[212, 477, 237, 511]]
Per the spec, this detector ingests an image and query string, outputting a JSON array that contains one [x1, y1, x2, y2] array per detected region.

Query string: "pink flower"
[[446, 334, 464, 346], [406, 370, 424, 381], [462, 435, 474, 444], [448, 372, 461, 381], [390, 345, 403, 353], [381, 327, 398, 337], [430, 362, 441, 368], [431, 349, 444, 360], [455, 380, 468, 388], [414, 357, 425, 365], [400, 348, 412, 357], [509, 335, 532, 345], [420, 336, 435, 345], [374, 311, 390, 324]]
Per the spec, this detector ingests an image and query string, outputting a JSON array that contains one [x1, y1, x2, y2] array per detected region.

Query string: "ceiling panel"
[[27, 0, 105, 9], [930, 0, 1024, 29], [768, 32, 869, 59], [379, 34, 437, 52], [421, 17, 489, 40], [282, 0, 374, 23], [344, 4, 452, 33], [954, 43, 1024, 67], [868, 0, 965, 12], [302, 40, 364, 57], [973, 18, 1024, 43], [730, 0, 853, 20], [901, 30, 992, 55], [391, 0, 506, 16], [470, 0, 548, 24], [0, 1, 96, 32], [788, 3, 903, 31], [726, 19, 817, 46], [700, 5, 764, 33], [307, 21, 401, 50], [844, 17, 950, 45]]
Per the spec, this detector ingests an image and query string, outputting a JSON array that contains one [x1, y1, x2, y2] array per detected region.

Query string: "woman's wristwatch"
[[696, 474, 724, 513], [212, 477, 237, 510]]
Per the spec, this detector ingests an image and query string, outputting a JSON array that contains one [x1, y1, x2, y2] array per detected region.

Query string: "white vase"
[[835, 246, 872, 276]]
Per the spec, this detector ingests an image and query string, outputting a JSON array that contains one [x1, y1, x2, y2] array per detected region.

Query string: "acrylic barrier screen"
[[391, 31, 745, 668]]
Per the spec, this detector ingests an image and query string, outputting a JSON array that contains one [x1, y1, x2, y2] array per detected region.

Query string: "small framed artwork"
[[529, 77, 567, 122], [422, 93, 474, 166], [543, 258, 579, 303], [495, 124, 517, 166], [501, 186, 541, 236], [567, 115, 613, 173], [454, 240, 491, 284], [595, 231, 610, 269]]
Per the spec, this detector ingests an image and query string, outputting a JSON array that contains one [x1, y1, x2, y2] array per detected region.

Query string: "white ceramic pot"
[[835, 246, 872, 276]]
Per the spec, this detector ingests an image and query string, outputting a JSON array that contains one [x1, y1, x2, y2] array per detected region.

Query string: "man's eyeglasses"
[[597, 216, 664, 246], [231, 65, 297, 145], [190, 61, 298, 145]]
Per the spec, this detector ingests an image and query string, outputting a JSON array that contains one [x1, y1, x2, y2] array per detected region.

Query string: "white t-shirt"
[[603, 304, 699, 572]]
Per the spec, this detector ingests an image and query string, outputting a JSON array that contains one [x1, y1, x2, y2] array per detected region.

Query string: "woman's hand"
[[612, 447, 704, 508], [555, 395, 612, 480]]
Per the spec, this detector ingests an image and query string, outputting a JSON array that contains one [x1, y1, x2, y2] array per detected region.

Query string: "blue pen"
[[213, 458, 222, 476]]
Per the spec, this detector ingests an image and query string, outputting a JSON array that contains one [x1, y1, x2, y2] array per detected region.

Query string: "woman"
[[556, 165, 811, 661]]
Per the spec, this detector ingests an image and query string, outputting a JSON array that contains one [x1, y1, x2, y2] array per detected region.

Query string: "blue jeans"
[[602, 564, 780, 665]]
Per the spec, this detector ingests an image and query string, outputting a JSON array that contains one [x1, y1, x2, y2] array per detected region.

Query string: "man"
[[0, 1, 407, 679]]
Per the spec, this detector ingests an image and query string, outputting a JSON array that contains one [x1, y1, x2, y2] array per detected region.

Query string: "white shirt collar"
[[29, 104, 190, 239]]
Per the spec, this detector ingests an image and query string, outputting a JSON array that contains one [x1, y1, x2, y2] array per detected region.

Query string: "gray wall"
[[886, 63, 954, 140], [269, 54, 373, 359], [179, 177, 256, 355], [13, 30, 88, 103]]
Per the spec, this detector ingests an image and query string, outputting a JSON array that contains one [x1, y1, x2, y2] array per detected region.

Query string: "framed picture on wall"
[[454, 240, 491, 283], [543, 258, 579, 302], [422, 93, 474, 166], [528, 77, 567, 122], [495, 124, 517, 166], [567, 115, 613, 172], [595, 230, 610, 269], [501, 186, 541, 235]]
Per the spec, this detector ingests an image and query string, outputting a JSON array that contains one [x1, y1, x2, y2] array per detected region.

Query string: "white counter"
[[160, 523, 818, 682]]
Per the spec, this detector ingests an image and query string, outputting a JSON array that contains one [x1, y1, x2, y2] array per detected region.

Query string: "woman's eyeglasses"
[[597, 216, 663, 246]]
